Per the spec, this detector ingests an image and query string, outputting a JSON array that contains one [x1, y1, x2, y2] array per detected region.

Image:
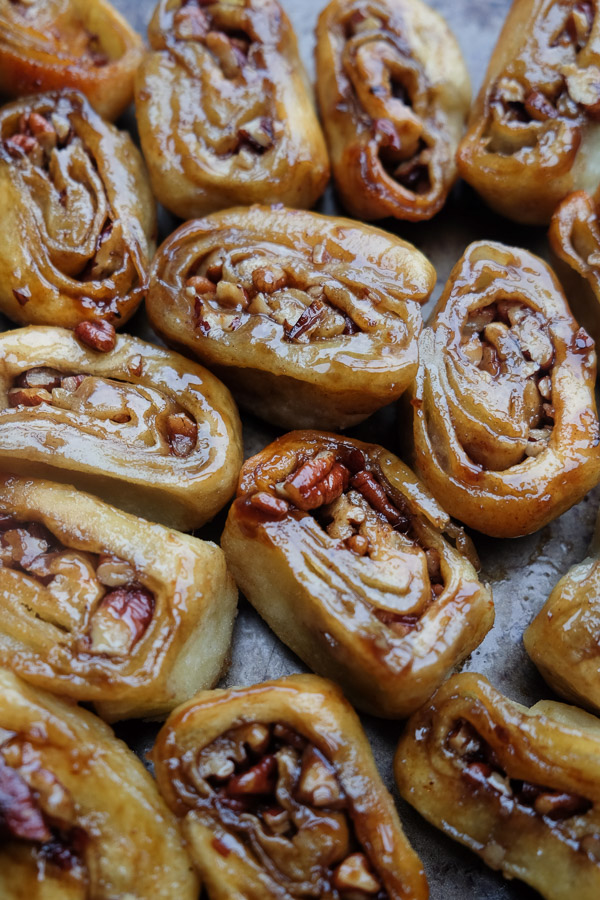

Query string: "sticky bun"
[[0, 474, 237, 722], [0, 91, 156, 329], [0, 326, 243, 531], [135, 0, 330, 219], [221, 431, 493, 718], [395, 672, 600, 900], [457, 0, 600, 224], [315, 0, 471, 221], [0, 0, 144, 122], [152, 673, 428, 899], [0, 668, 198, 898], [406, 240, 600, 538], [147, 205, 435, 430]]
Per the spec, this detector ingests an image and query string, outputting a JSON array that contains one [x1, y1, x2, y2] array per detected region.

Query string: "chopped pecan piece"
[[350, 471, 408, 529], [533, 789, 592, 820], [249, 492, 290, 519], [8, 387, 52, 407], [0, 755, 51, 842], [166, 413, 198, 457], [96, 554, 136, 588], [74, 320, 116, 353], [16, 367, 62, 391], [332, 852, 381, 894], [284, 299, 326, 341], [295, 746, 345, 808], [225, 755, 277, 796], [89, 586, 154, 655], [252, 266, 287, 293]]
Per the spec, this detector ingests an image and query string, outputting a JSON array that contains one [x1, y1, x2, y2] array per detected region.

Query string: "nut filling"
[[176, 721, 388, 898], [7, 366, 199, 459], [0, 512, 154, 657]]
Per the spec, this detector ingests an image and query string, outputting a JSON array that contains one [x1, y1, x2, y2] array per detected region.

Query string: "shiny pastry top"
[[135, 0, 330, 219], [147, 205, 435, 430], [458, 0, 600, 224], [0, 90, 156, 329], [0, 0, 144, 121], [315, 0, 471, 221]]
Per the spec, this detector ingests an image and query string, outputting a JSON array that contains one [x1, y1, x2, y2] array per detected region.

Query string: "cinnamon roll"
[[406, 240, 600, 537], [147, 205, 435, 430], [0, 91, 156, 329], [135, 0, 330, 219], [153, 673, 428, 899], [0, 326, 243, 531], [221, 431, 493, 718]]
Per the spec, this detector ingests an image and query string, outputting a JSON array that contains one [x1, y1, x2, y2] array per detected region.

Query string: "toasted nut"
[[351, 470, 407, 528], [74, 320, 116, 353], [6, 134, 38, 155], [462, 761, 494, 787], [249, 492, 290, 519], [226, 755, 277, 796], [488, 771, 512, 797], [96, 554, 136, 588], [89, 586, 154, 656], [345, 534, 369, 556], [186, 275, 216, 297], [295, 747, 344, 808], [197, 755, 235, 782], [236, 724, 271, 755], [538, 376, 552, 400], [8, 387, 52, 407], [61, 374, 86, 392], [252, 266, 287, 293], [216, 281, 249, 309], [462, 336, 483, 365], [0, 756, 51, 842], [166, 413, 198, 458], [262, 806, 291, 834], [533, 790, 591, 820], [332, 853, 380, 894], [16, 367, 62, 391], [446, 721, 482, 758], [239, 117, 274, 151], [284, 299, 325, 341], [282, 453, 350, 511], [173, 5, 209, 39]]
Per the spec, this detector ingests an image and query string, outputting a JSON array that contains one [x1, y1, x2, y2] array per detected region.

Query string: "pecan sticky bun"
[[549, 186, 600, 347], [457, 0, 600, 224], [135, 0, 330, 220], [0, 91, 156, 329], [0, 474, 237, 722], [147, 206, 435, 430], [395, 672, 600, 900], [221, 431, 493, 718], [152, 673, 428, 899], [0, 326, 243, 531], [315, 0, 471, 221], [406, 240, 600, 538], [525, 504, 600, 713], [0, 0, 143, 122], [0, 669, 198, 899]]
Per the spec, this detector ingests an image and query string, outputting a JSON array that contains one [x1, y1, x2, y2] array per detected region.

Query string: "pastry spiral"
[[0, 326, 243, 531], [222, 431, 493, 718], [0, 668, 198, 899], [153, 673, 428, 900], [457, 0, 600, 224], [395, 672, 600, 900], [135, 0, 330, 219], [0, 91, 156, 329], [315, 0, 471, 221], [0, 0, 144, 122], [0, 474, 237, 722], [406, 240, 600, 538], [147, 205, 435, 430]]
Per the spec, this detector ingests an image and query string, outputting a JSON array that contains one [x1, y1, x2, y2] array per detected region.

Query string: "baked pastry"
[[152, 673, 428, 899], [395, 672, 600, 900], [0, 0, 144, 121], [406, 240, 600, 538], [525, 504, 600, 713], [0, 473, 237, 722], [0, 90, 156, 329], [457, 0, 600, 224], [315, 0, 471, 221], [135, 0, 329, 219], [147, 205, 435, 430], [221, 430, 494, 718], [549, 187, 600, 347], [0, 325, 243, 531], [0, 668, 198, 898]]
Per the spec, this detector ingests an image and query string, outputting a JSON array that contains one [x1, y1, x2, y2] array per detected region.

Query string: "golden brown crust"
[[135, 0, 329, 219], [0, 474, 238, 722], [221, 430, 493, 718], [395, 672, 600, 900], [153, 673, 428, 899], [147, 205, 435, 430], [0, 91, 156, 329], [457, 0, 600, 224], [315, 0, 470, 221], [0, 326, 243, 531], [0, 669, 198, 898], [0, 0, 143, 121], [406, 240, 600, 538]]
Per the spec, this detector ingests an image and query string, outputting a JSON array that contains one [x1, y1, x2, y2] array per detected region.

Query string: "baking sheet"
[[107, 1, 600, 896]]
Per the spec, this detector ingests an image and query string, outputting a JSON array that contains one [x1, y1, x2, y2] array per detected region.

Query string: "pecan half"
[[350, 471, 408, 529], [281, 452, 350, 510], [249, 492, 290, 519], [0, 755, 50, 842], [74, 320, 116, 353]]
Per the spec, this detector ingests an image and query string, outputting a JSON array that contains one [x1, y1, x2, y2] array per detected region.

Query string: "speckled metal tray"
[[107, 1, 600, 897]]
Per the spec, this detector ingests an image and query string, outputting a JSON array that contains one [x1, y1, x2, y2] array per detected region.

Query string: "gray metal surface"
[[110, 1, 598, 897]]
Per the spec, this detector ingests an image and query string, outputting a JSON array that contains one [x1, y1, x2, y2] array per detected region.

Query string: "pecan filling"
[[485, 1, 598, 154], [342, 9, 433, 196], [446, 719, 600, 861], [460, 300, 557, 463], [0, 738, 87, 879], [0, 512, 154, 657], [169, 0, 284, 163], [182, 248, 384, 340], [6, 366, 198, 459], [177, 722, 388, 898], [246, 447, 445, 634]]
